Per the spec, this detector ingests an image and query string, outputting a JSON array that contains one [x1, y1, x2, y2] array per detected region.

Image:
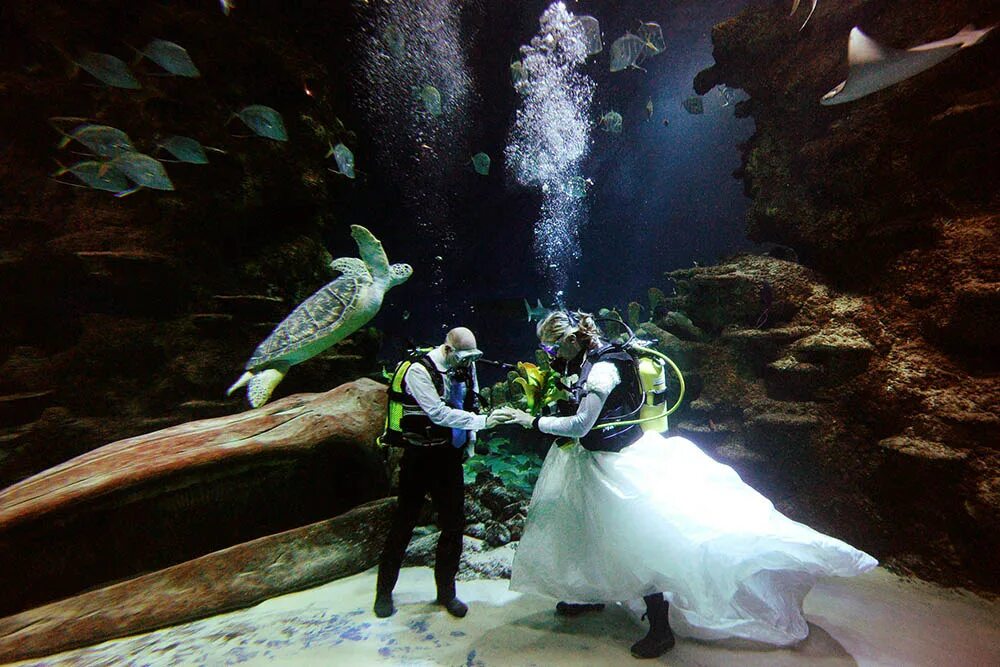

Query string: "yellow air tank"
[[637, 356, 669, 432]]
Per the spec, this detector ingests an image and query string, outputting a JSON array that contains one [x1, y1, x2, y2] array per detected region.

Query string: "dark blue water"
[[328, 0, 754, 374]]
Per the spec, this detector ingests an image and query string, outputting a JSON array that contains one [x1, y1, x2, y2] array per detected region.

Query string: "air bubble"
[[505, 2, 595, 296]]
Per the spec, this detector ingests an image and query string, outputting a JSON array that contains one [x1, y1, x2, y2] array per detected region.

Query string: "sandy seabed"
[[12, 566, 1000, 667]]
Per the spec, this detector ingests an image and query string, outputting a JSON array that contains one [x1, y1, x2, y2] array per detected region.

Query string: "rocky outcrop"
[[653, 253, 998, 593], [404, 532, 517, 581], [0, 378, 389, 617], [694, 0, 999, 278], [0, 497, 395, 665], [681, 0, 999, 594]]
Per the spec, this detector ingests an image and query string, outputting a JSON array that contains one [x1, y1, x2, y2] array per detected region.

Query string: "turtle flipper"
[[247, 367, 287, 407], [350, 225, 390, 280], [330, 257, 370, 280], [226, 371, 253, 397]]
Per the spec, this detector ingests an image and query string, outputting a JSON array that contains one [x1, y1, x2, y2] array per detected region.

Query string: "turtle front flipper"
[[226, 371, 254, 397], [330, 257, 370, 281], [350, 225, 390, 281]]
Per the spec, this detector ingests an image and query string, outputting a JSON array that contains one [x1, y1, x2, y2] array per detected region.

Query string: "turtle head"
[[388, 262, 413, 288]]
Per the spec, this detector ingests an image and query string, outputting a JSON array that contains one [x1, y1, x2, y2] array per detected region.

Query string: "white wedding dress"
[[510, 431, 878, 645]]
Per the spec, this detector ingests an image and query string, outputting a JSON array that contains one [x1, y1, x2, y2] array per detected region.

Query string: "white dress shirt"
[[404, 347, 487, 431]]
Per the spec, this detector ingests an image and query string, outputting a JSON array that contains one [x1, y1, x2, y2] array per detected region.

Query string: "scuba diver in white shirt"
[[375, 327, 506, 619]]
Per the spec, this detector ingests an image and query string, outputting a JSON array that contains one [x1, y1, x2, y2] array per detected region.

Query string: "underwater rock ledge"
[[696, 0, 999, 278], [657, 252, 1000, 595], [687, 0, 999, 594]]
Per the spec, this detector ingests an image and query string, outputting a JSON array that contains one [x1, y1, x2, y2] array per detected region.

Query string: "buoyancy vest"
[[381, 355, 478, 448], [555, 343, 644, 452]]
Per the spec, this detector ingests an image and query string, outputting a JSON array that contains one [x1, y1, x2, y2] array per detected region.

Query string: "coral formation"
[[655, 251, 998, 594]]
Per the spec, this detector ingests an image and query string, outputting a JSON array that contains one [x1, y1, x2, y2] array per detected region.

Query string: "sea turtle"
[[227, 225, 412, 407]]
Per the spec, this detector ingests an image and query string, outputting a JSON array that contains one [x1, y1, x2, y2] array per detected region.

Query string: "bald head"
[[446, 327, 477, 351], [442, 327, 482, 369]]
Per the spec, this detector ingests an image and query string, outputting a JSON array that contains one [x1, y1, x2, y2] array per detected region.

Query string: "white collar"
[[428, 346, 448, 373]]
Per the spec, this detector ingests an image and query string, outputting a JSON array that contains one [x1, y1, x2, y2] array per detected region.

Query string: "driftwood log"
[[0, 497, 395, 664], [0, 378, 389, 617]]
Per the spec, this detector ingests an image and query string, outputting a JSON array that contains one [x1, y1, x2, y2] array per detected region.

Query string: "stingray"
[[382, 24, 406, 58], [599, 111, 622, 133], [821, 25, 995, 106], [53, 160, 132, 195], [157, 136, 210, 164], [415, 85, 442, 116], [53, 121, 135, 158], [109, 152, 174, 192], [790, 0, 819, 32], [562, 176, 590, 198], [682, 96, 704, 115], [510, 59, 527, 86], [233, 105, 288, 141], [139, 39, 200, 78], [75, 52, 141, 89]]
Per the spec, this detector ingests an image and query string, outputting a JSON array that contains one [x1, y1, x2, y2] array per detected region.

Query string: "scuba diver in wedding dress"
[[493, 310, 877, 659]]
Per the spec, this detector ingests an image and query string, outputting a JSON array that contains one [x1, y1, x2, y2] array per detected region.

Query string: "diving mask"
[[540, 330, 575, 358], [452, 348, 483, 365]]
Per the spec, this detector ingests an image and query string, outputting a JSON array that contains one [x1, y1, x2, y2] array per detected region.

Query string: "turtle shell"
[[246, 273, 365, 369]]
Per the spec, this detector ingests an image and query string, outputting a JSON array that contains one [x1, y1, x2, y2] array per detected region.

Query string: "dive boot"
[[436, 582, 468, 618], [630, 593, 675, 659], [373, 593, 395, 618], [437, 596, 469, 618]]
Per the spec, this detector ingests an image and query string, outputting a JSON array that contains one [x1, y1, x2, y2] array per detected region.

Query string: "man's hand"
[[493, 407, 534, 429], [485, 410, 512, 428]]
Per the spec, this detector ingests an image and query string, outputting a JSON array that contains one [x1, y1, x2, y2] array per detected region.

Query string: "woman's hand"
[[493, 406, 535, 429], [485, 410, 511, 428]]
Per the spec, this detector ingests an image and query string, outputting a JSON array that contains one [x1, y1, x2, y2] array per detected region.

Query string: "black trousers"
[[376, 445, 465, 600]]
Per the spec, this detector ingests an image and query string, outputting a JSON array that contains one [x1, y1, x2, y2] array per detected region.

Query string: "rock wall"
[[0, 0, 376, 488], [676, 0, 999, 593], [695, 0, 999, 279]]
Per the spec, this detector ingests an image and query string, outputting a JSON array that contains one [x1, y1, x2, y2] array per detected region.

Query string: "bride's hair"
[[537, 310, 602, 345]]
